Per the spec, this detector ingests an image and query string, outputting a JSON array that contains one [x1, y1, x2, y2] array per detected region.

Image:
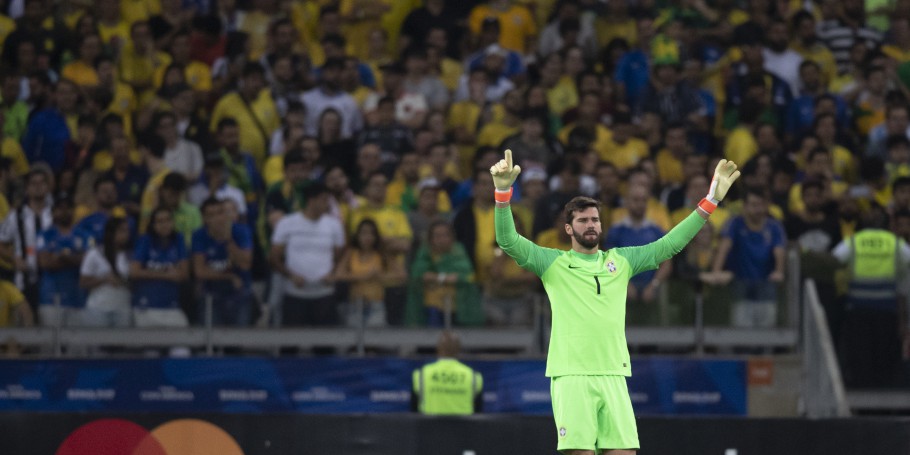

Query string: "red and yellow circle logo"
[[56, 418, 244, 455]]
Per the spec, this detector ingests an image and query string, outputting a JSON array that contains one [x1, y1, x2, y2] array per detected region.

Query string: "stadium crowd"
[[0, 0, 907, 366]]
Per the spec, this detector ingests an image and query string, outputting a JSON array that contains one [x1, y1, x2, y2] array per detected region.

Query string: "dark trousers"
[[199, 288, 253, 327], [840, 308, 901, 388], [282, 294, 338, 326]]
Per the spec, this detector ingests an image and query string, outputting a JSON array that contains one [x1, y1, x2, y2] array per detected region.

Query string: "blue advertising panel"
[[0, 357, 745, 415]]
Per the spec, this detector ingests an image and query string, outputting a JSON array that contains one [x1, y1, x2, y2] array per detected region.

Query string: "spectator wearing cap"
[[156, 172, 203, 247], [468, 0, 537, 54], [209, 62, 280, 166], [37, 195, 88, 327], [188, 154, 248, 223], [302, 56, 364, 140], [192, 197, 254, 326], [270, 182, 345, 326]]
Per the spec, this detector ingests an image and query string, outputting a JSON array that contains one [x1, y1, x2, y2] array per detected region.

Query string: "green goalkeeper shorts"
[[550, 375, 640, 452]]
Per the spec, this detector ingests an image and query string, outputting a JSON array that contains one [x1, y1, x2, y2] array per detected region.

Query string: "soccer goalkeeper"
[[491, 150, 740, 455]]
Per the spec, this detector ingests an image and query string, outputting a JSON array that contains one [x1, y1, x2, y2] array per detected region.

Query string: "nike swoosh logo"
[[568, 265, 581, 269]]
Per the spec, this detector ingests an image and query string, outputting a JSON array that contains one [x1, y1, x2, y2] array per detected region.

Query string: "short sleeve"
[[132, 236, 150, 263], [191, 229, 208, 254], [770, 220, 786, 248], [271, 216, 290, 246], [36, 230, 50, 252], [80, 249, 105, 277], [233, 224, 253, 250], [0, 212, 15, 243], [332, 218, 345, 248], [175, 238, 188, 260], [720, 217, 736, 239]]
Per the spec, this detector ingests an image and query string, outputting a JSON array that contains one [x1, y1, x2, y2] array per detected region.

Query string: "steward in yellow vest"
[[411, 331, 483, 415], [833, 212, 910, 387]]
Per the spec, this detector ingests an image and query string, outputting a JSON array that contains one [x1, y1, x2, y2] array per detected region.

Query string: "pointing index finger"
[[505, 149, 513, 169]]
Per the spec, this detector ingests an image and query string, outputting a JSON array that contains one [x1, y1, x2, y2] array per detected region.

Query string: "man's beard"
[[573, 229, 602, 249]]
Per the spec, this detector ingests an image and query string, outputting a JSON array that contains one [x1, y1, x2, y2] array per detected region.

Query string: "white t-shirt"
[[163, 138, 204, 181], [80, 248, 131, 311], [271, 212, 345, 298], [762, 48, 804, 96]]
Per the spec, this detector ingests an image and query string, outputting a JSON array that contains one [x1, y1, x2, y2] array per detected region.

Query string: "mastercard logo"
[[56, 418, 244, 455]]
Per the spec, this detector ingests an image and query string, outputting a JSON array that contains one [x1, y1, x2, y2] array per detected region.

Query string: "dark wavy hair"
[[102, 216, 130, 278]]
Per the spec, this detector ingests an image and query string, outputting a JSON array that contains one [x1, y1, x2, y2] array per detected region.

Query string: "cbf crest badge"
[[606, 260, 617, 274]]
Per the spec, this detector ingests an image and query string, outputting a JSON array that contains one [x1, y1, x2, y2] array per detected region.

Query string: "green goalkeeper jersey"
[[495, 206, 706, 377]]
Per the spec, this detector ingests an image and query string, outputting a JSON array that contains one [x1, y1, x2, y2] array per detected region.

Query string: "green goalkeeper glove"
[[699, 159, 740, 214], [489, 149, 522, 193]]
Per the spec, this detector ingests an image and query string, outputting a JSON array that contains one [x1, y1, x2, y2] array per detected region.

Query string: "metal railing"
[[801, 278, 850, 417], [1, 258, 808, 358]]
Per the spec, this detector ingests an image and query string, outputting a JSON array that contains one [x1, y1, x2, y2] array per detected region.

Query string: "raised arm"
[[620, 159, 741, 275], [491, 150, 559, 276]]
